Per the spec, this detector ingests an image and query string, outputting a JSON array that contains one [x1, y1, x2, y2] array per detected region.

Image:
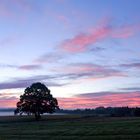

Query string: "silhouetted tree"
[[15, 82, 59, 120]]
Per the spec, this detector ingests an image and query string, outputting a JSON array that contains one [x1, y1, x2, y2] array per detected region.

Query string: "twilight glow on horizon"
[[0, 0, 140, 109]]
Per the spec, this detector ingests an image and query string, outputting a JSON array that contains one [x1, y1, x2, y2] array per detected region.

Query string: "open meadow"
[[0, 115, 140, 140]]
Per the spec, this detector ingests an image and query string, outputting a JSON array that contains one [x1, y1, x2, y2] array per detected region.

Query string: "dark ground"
[[0, 115, 140, 140]]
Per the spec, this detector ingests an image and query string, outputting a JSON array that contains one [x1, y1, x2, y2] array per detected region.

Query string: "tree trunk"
[[35, 111, 41, 121]]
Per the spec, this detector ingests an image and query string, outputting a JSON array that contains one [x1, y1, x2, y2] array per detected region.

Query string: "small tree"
[[15, 82, 59, 120]]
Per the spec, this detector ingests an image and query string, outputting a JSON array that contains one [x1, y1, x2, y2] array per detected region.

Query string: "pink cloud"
[[0, 91, 140, 109], [111, 25, 137, 38], [60, 19, 139, 53], [61, 26, 111, 53], [0, 97, 18, 108], [58, 91, 140, 109]]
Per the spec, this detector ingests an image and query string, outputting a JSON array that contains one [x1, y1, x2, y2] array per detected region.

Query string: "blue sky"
[[0, 0, 140, 108]]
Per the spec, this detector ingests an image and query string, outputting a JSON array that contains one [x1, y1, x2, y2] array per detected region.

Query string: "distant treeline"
[[56, 107, 140, 117], [0, 107, 140, 117]]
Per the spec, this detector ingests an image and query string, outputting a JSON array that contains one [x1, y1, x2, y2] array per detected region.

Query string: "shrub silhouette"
[[15, 82, 59, 120]]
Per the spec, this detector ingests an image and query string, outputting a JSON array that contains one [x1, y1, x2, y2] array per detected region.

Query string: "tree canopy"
[[15, 82, 59, 120]]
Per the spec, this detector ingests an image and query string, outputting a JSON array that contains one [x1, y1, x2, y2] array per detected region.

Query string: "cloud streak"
[[53, 63, 126, 81], [119, 87, 140, 91], [0, 90, 140, 109], [0, 62, 126, 90], [121, 62, 140, 69], [0, 96, 18, 108], [34, 53, 63, 64], [0, 63, 42, 71], [18, 64, 42, 70], [0, 64, 17, 69], [58, 91, 140, 109], [60, 19, 139, 53], [112, 25, 138, 38], [0, 75, 67, 90], [60, 26, 111, 53]]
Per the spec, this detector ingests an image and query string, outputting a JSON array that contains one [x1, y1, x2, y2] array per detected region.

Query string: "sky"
[[0, 0, 140, 109]]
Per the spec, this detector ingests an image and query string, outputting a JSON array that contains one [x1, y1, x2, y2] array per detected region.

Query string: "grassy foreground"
[[0, 115, 140, 140]]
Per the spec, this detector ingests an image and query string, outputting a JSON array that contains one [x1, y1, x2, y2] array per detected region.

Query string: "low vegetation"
[[0, 115, 140, 140]]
